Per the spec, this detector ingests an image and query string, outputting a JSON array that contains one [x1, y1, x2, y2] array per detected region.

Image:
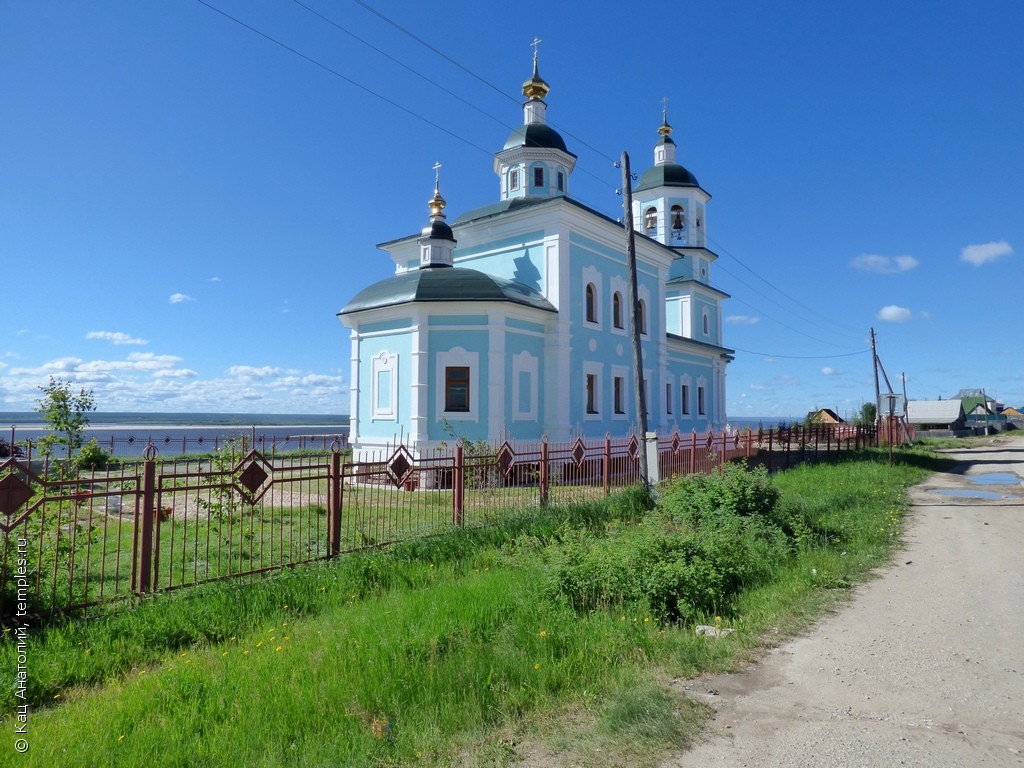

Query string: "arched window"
[[533, 166, 544, 187], [644, 207, 657, 236], [702, 310, 709, 336], [612, 292, 623, 329], [670, 205, 685, 241], [585, 283, 597, 323], [638, 299, 648, 335], [556, 171, 564, 191]]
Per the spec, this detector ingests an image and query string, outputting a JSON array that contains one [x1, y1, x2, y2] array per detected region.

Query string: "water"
[[968, 473, 1021, 486], [2, 412, 349, 459], [927, 488, 1008, 500]]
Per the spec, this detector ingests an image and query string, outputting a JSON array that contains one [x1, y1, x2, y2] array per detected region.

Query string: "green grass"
[[1, 452, 932, 767]]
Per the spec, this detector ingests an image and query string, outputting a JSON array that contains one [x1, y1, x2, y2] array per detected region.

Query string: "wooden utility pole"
[[620, 151, 650, 486], [870, 327, 881, 427]]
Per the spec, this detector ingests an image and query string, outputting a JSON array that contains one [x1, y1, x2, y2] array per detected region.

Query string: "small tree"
[[36, 377, 96, 464], [855, 402, 877, 427]]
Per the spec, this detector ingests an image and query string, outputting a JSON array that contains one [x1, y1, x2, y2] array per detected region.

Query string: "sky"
[[2, 0, 1022, 420]]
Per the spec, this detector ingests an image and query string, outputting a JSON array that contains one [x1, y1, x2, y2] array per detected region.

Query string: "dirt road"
[[666, 437, 1024, 767]]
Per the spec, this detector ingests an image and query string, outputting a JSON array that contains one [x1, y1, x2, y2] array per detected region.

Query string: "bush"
[[0, 437, 24, 458], [73, 439, 113, 471], [543, 464, 792, 623]]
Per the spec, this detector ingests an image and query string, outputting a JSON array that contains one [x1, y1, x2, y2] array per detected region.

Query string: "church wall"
[[564, 232, 667, 439], [426, 325, 490, 443], [448, 235, 549, 304], [502, 325, 546, 440], [354, 325, 413, 442]]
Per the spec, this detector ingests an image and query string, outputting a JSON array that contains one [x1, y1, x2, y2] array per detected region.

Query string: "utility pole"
[[620, 151, 650, 487], [870, 327, 881, 428]]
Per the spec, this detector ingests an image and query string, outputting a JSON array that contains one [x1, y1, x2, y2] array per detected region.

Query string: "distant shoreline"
[[0, 412, 349, 429]]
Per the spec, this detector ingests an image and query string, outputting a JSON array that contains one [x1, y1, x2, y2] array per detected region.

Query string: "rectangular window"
[[509, 169, 519, 190], [586, 374, 598, 414], [666, 383, 672, 415], [557, 171, 564, 191], [533, 167, 544, 187], [614, 377, 625, 414], [376, 370, 391, 411], [445, 366, 470, 412], [698, 386, 706, 416], [681, 384, 690, 415]]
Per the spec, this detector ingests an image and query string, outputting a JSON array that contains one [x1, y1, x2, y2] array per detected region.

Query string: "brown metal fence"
[[0, 424, 875, 623]]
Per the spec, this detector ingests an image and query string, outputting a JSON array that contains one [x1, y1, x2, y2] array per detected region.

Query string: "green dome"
[[339, 267, 556, 316]]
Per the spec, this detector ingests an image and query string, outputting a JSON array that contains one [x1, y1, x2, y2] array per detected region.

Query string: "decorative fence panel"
[[1, 424, 876, 623]]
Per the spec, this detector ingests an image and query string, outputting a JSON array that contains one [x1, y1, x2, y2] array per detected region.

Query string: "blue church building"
[[339, 58, 733, 460]]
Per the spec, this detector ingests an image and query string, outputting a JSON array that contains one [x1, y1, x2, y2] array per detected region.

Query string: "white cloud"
[[851, 254, 919, 274], [169, 293, 195, 304], [960, 240, 1013, 267], [821, 367, 836, 376], [228, 365, 282, 379], [725, 315, 761, 325], [153, 368, 198, 379], [86, 330, 148, 346], [877, 305, 912, 323]]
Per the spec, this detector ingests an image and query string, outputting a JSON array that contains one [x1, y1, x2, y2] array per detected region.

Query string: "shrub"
[[73, 438, 113, 471], [544, 464, 792, 623]]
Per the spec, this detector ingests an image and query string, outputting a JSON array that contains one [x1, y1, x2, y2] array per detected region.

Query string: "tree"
[[855, 402, 877, 426], [35, 377, 96, 462]]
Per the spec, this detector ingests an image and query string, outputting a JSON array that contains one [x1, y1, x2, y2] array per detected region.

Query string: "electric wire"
[[195, 0, 494, 156], [347, 0, 621, 166], [199, 0, 868, 364]]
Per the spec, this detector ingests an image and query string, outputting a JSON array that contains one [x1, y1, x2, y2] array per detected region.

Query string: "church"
[[338, 55, 733, 461]]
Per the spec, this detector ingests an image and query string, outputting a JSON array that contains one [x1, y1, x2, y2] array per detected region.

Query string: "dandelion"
[[256, 641, 264, 648], [222, 651, 229, 657], [643, 617, 650, 624], [534, 663, 541, 670], [243, 650, 250, 656], [275, 646, 283, 653], [539, 629, 547, 638], [118, 735, 125, 743], [54, 694, 61, 700]]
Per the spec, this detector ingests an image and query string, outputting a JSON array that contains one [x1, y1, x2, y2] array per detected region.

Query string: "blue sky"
[[2, 0, 1021, 419]]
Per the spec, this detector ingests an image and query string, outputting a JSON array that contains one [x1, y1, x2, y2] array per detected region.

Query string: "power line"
[[707, 233, 864, 340], [195, 0, 493, 156], [347, 0, 620, 166], [728, 346, 869, 360], [292, 0, 510, 132]]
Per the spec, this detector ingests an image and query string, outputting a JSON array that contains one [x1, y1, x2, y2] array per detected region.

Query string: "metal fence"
[[0, 424, 875, 623]]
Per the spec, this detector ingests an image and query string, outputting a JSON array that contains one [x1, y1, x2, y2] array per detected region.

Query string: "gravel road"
[[665, 436, 1024, 767]]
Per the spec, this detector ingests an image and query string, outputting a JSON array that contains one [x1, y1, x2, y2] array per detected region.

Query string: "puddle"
[[967, 473, 1021, 486], [928, 488, 1008, 500]]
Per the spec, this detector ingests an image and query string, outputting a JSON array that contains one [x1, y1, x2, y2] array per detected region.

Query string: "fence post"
[[134, 447, 157, 594], [328, 450, 342, 557], [453, 441, 464, 525], [603, 434, 612, 496], [689, 430, 697, 475], [539, 437, 549, 507]]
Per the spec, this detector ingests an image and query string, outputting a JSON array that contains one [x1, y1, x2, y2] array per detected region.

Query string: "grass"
[[1, 451, 934, 767]]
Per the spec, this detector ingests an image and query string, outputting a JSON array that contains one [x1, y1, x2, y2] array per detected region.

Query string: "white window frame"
[[582, 265, 603, 328], [436, 347, 479, 422], [511, 351, 538, 422], [370, 350, 398, 420], [611, 364, 629, 421], [583, 361, 602, 420]]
